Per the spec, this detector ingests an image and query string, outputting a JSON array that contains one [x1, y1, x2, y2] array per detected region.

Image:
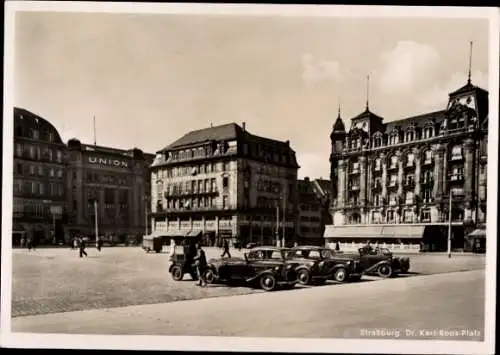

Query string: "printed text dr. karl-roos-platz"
[[360, 328, 481, 338]]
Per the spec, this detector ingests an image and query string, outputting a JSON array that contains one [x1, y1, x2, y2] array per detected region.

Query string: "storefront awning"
[[186, 230, 202, 237], [468, 229, 486, 238], [324, 225, 425, 240]]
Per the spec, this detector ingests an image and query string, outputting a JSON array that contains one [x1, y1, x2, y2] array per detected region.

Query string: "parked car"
[[245, 242, 260, 249], [203, 246, 298, 291], [169, 253, 199, 281], [287, 246, 361, 284], [334, 245, 410, 278]]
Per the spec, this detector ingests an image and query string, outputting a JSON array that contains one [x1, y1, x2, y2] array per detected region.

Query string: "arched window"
[[407, 152, 415, 166], [450, 145, 463, 160], [424, 150, 433, 164], [390, 155, 398, 169]]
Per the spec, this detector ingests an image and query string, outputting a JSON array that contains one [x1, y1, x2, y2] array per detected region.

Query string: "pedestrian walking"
[[27, 237, 32, 251], [335, 241, 340, 251], [96, 237, 103, 252], [221, 239, 231, 258], [79, 237, 88, 258], [193, 243, 207, 287]]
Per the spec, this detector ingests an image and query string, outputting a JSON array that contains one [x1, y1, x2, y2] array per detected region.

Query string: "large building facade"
[[297, 178, 332, 245], [150, 123, 300, 247], [12, 107, 68, 246], [327, 79, 488, 251], [65, 139, 154, 241]]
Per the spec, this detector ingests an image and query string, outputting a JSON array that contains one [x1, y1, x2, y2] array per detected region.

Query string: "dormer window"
[[423, 126, 434, 139], [373, 133, 383, 148], [405, 130, 414, 142], [389, 131, 399, 145]]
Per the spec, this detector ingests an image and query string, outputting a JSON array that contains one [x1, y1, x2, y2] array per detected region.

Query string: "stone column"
[[397, 151, 404, 197], [414, 148, 421, 196], [359, 156, 367, 206], [381, 153, 387, 200], [433, 144, 445, 200], [463, 138, 475, 201], [337, 160, 346, 208]]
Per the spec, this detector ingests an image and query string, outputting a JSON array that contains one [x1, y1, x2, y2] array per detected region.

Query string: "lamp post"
[[447, 191, 453, 259], [144, 197, 149, 236], [275, 202, 280, 247], [282, 188, 287, 248], [90, 198, 99, 242]]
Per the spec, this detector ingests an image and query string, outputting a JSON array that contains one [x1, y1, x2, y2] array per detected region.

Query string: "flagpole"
[[93, 115, 97, 146]]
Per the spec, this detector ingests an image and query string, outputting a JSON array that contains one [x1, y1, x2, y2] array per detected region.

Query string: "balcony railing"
[[448, 175, 464, 182], [422, 159, 434, 166], [404, 162, 415, 170], [164, 188, 218, 198], [450, 154, 464, 162], [387, 164, 398, 171]]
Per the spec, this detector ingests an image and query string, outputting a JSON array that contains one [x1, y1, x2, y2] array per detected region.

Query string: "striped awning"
[[324, 225, 425, 240]]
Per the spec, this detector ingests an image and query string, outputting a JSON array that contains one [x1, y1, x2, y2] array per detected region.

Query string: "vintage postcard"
[[1, 2, 498, 354]]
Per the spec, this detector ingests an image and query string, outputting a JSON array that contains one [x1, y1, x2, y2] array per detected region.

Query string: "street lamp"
[[447, 191, 452, 259], [144, 196, 149, 236], [89, 198, 99, 241]]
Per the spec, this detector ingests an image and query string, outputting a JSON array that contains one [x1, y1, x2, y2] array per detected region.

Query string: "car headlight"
[[286, 264, 294, 269], [274, 266, 281, 272]]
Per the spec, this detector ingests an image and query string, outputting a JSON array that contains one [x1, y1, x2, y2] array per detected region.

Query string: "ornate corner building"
[[149, 122, 300, 247], [12, 107, 68, 246], [328, 80, 488, 251]]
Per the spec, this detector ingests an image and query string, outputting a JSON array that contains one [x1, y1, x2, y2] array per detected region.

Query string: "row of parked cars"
[[169, 245, 411, 292]]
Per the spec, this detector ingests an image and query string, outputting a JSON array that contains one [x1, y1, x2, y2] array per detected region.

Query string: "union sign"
[[88, 156, 129, 168]]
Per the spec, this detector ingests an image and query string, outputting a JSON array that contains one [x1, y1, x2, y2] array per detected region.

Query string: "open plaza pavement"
[[10, 245, 486, 339]]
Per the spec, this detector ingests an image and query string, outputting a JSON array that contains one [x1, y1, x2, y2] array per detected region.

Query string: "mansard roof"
[[14, 107, 64, 144]]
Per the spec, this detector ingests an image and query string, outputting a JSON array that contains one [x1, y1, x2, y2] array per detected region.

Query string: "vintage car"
[[203, 247, 298, 291], [287, 246, 361, 284], [334, 245, 410, 278], [168, 253, 199, 281]]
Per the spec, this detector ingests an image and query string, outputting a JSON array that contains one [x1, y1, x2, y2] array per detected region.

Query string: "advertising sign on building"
[[88, 156, 129, 168]]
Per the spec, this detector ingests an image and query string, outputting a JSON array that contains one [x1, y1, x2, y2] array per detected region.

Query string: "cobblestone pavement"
[[12, 270, 485, 342], [11, 246, 486, 318]]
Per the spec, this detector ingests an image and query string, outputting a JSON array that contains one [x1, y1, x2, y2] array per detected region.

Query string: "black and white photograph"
[[1, 2, 499, 354]]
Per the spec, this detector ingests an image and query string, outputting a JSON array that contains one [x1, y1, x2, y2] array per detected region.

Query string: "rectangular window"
[[39, 182, 44, 195], [29, 145, 35, 159], [15, 143, 23, 157], [421, 209, 431, 222], [223, 195, 229, 209], [223, 177, 229, 189], [31, 182, 36, 194], [29, 165, 35, 175], [32, 129, 39, 139], [49, 168, 55, 177], [14, 179, 23, 193], [16, 163, 23, 175]]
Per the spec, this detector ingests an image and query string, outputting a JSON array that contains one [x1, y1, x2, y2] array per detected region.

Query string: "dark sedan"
[[288, 246, 361, 284], [203, 247, 298, 291]]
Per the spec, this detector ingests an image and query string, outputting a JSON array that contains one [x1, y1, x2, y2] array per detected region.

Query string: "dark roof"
[[448, 82, 488, 97], [14, 107, 64, 144], [164, 123, 242, 150], [383, 110, 446, 133], [351, 108, 384, 122], [332, 116, 346, 133], [314, 179, 331, 196], [162, 122, 292, 152]]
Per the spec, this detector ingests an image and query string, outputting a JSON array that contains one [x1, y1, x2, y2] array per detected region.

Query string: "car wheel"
[[259, 273, 277, 291], [203, 268, 217, 285], [377, 264, 393, 278], [171, 265, 184, 281], [297, 268, 311, 285], [333, 267, 348, 283]]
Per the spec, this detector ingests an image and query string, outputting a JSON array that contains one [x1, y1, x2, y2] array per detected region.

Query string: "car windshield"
[[288, 248, 331, 259], [249, 250, 284, 260]]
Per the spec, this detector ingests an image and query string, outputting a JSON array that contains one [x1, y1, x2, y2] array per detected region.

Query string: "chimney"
[[286, 140, 290, 146], [242, 122, 246, 131]]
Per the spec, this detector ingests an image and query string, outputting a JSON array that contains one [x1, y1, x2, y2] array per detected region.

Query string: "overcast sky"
[[14, 9, 490, 179]]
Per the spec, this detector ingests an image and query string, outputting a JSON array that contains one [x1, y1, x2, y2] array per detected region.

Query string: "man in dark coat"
[[193, 244, 207, 286], [221, 239, 231, 258], [79, 237, 88, 258]]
